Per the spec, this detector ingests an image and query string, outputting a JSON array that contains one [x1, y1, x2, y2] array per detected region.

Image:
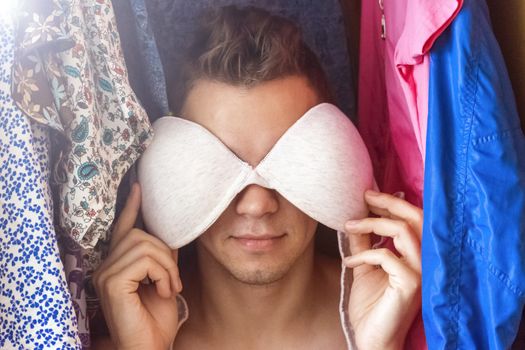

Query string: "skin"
[[92, 76, 422, 350], [172, 77, 344, 349]]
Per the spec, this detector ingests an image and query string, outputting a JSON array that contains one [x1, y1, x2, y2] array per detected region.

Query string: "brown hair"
[[170, 5, 333, 111]]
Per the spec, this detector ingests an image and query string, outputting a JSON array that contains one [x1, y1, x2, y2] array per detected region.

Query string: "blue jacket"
[[423, 0, 525, 348]]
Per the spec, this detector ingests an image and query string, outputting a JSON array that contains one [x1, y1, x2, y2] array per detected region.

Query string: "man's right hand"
[[92, 183, 182, 350]]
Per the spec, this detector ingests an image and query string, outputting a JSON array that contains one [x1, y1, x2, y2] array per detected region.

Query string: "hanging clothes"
[[358, 1, 463, 349], [0, 13, 81, 349], [13, 0, 153, 250], [358, 0, 462, 207], [422, 0, 525, 348], [12, 0, 154, 347], [112, 0, 170, 121], [144, 0, 356, 117]]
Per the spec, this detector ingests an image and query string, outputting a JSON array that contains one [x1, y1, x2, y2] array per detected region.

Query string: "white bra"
[[138, 103, 375, 249]]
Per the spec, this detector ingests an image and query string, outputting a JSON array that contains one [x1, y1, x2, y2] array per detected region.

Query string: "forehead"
[[180, 76, 319, 166]]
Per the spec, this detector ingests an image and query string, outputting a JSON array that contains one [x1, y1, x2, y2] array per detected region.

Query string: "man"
[[92, 6, 422, 350]]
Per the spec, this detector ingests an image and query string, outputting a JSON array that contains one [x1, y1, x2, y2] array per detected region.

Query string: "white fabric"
[[138, 103, 374, 249]]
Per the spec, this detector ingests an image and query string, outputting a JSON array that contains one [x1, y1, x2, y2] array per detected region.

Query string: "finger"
[[344, 248, 420, 292], [364, 192, 405, 219], [367, 205, 391, 219], [105, 228, 173, 269], [345, 218, 421, 273], [99, 241, 181, 294], [364, 190, 423, 241], [119, 241, 181, 293], [105, 256, 173, 299], [172, 249, 181, 292], [111, 183, 142, 250], [344, 227, 374, 278]]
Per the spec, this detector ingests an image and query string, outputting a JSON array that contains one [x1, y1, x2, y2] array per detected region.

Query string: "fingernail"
[[345, 220, 358, 229], [343, 256, 356, 267], [393, 191, 405, 199]]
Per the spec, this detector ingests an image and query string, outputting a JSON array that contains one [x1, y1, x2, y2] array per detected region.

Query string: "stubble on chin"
[[226, 264, 291, 286]]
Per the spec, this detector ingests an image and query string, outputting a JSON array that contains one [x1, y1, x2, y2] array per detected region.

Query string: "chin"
[[227, 265, 291, 285], [197, 233, 315, 285], [222, 247, 298, 283]]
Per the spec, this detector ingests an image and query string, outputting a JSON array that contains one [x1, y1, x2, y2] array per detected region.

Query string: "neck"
[[194, 241, 317, 341]]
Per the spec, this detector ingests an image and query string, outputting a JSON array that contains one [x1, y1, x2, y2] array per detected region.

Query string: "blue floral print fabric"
[[0, 13, 81, 349], [10, 0, 154, 347]]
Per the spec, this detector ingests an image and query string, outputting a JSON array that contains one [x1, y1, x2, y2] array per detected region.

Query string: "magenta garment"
[[358, 1, 463, 349], [358, 0, 462, 207]]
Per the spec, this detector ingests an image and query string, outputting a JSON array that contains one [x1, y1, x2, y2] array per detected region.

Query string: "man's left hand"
[[344, 190, 422, 350]]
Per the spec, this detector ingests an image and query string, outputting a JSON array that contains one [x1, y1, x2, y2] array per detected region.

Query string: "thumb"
[[111, 182, 141, 249], [171, 249, 179, 263], [345, 221, 374, 278], [170, 248, 183, 293], [347, 228, 371, 256]]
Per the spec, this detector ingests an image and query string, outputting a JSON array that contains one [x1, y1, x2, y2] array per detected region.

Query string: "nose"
[[235, 184, 279, 218]]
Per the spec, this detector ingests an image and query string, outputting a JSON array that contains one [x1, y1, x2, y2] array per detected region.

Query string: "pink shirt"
[[358, 0, 462, 207], [358, 0, 462, 349]]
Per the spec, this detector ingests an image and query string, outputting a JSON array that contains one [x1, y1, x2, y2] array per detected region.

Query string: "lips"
[[233, 233, 285, 240], [231, 233, 286, 251]]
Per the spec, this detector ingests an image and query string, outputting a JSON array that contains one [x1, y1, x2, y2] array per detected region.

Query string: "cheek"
[[197, 207, 236, 247], [300, 215, 318, 242], [281, 203, 318, 242], [198, 224, 225, 250]]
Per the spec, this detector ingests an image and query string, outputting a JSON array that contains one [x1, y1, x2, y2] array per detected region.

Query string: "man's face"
[[180, 76, 320, 285]]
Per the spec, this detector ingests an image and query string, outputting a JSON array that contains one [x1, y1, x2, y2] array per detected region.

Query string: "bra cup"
[[139, 103, 375, 249], [138, 117, 253, 248], [256, 104, 374, 231]]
